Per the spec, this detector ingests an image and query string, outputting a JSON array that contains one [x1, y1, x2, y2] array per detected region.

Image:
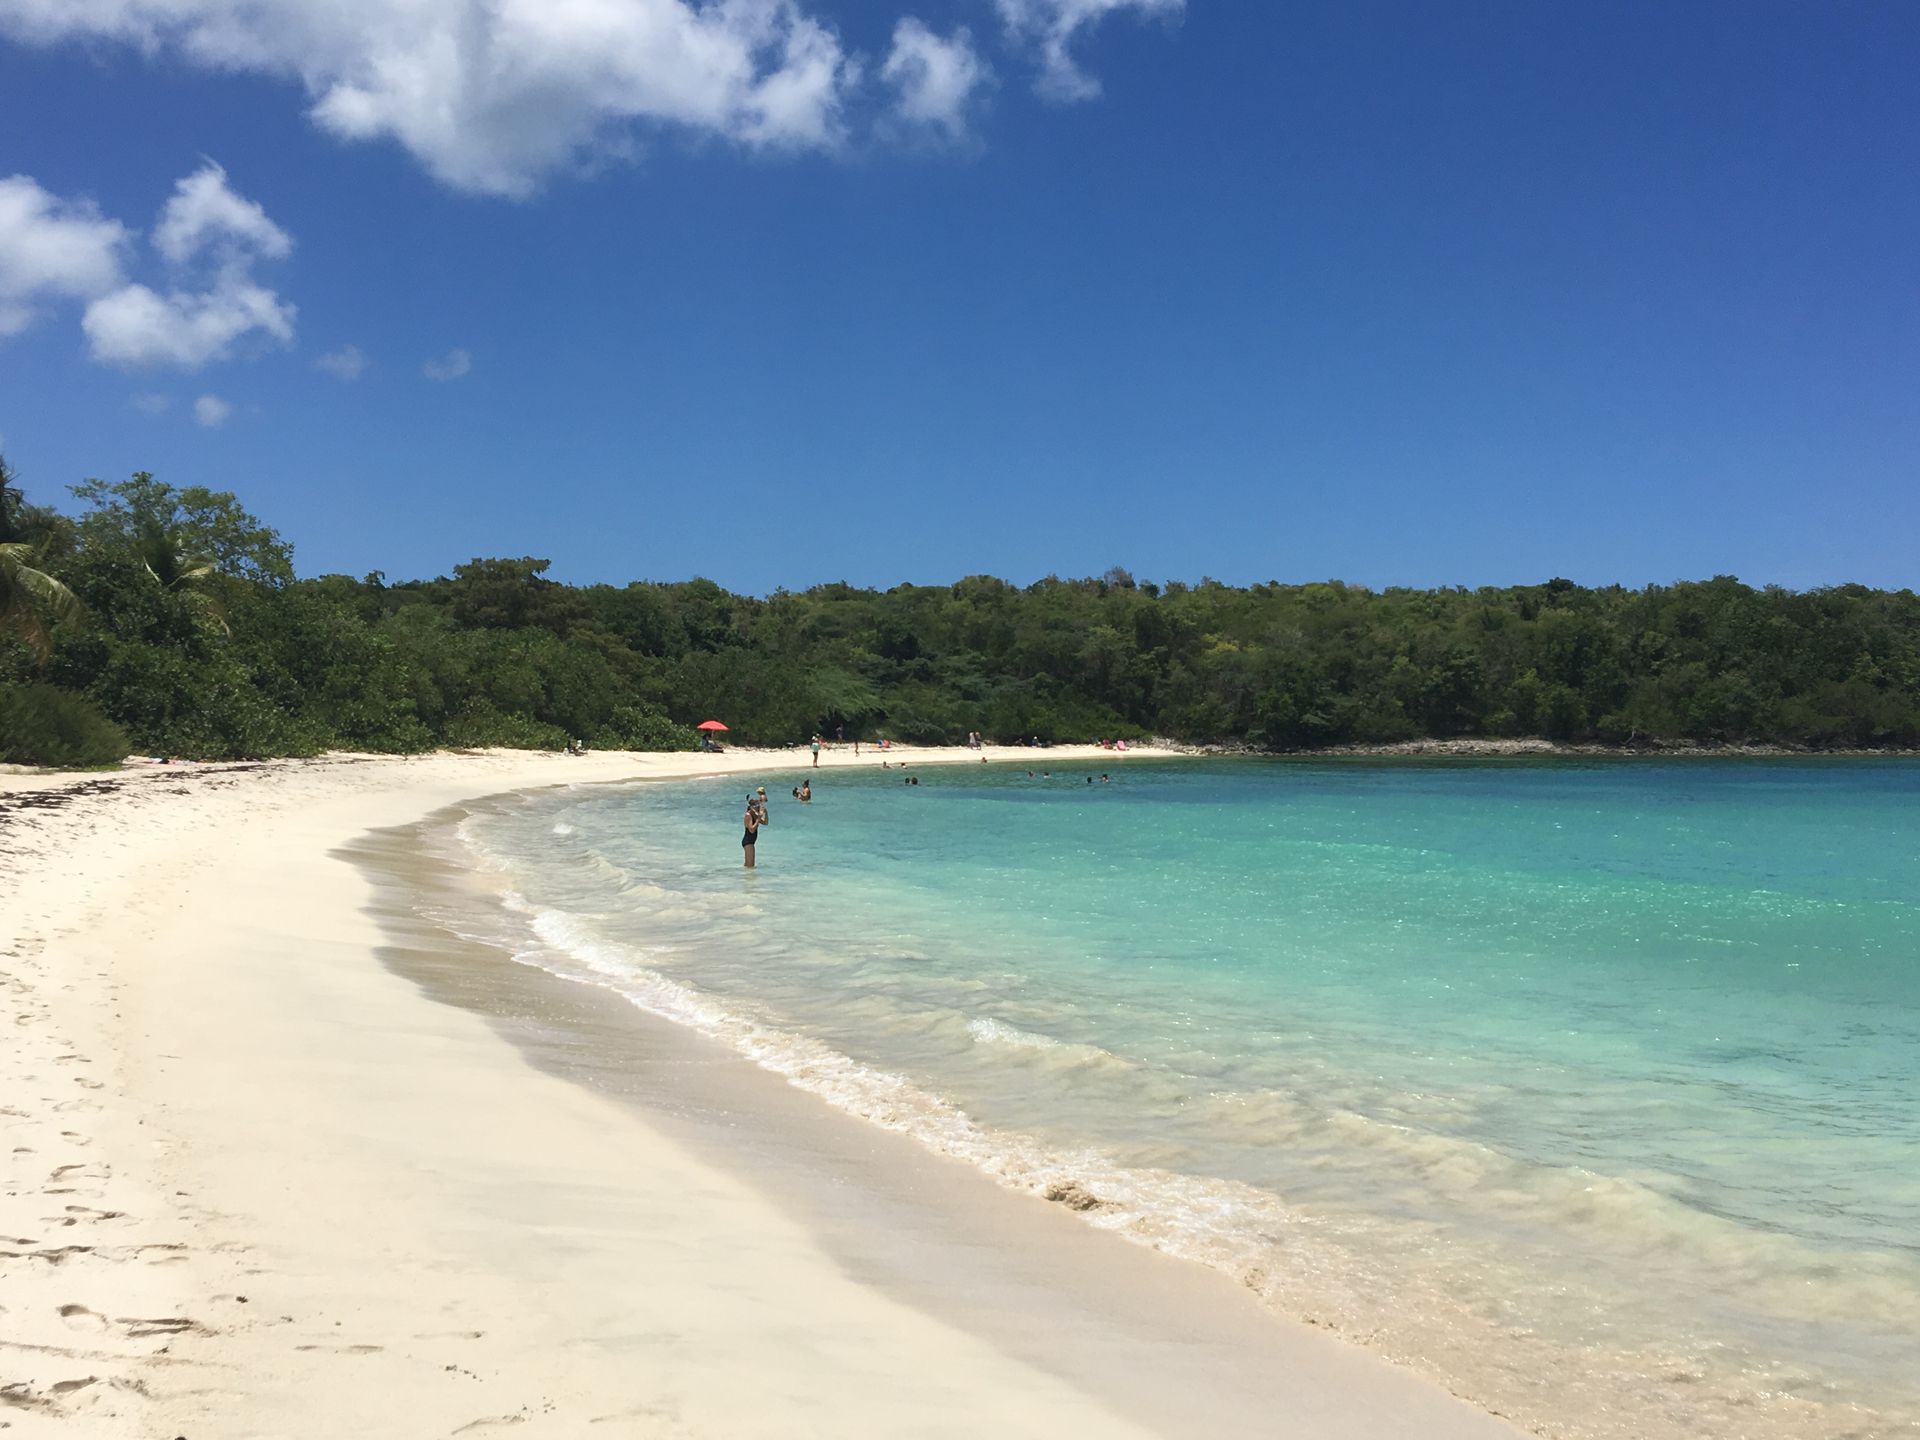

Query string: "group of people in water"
[[741, 764, 1116, 867], [740, 781, 811, 867]]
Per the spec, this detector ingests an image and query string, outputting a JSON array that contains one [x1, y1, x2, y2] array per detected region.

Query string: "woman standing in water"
[[742, 795, 760, 868]]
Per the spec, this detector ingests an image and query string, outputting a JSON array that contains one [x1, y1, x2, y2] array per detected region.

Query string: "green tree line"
[[6, 463, 1920, 764]]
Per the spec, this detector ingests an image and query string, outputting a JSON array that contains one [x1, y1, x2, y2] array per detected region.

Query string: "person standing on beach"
[[811, 734, 822, 767], [742, 795, 760, 868]]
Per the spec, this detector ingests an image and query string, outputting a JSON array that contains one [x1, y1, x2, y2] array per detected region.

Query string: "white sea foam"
[[968, 1015, 1060, 1049]]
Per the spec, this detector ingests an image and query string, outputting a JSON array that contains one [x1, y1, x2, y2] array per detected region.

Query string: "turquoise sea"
[[455, 758, 1920, 1439]]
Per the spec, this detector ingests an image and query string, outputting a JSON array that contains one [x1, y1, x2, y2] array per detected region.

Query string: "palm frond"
[[0, 541, 83, 662]]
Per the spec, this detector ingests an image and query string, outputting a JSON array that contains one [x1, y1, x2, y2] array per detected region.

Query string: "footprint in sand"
[[55, 1304, 203, 1340], [453, 1414, 529, 1434], [58, 1304, 112, 1333], [118, 1316, 206, 1338], [0, 1381, 54, 1413], [50, 1206, 124, 1227], [7, 1245, 95, 1265]]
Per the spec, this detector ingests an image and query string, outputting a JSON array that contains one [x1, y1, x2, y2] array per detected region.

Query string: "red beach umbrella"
[[696, 720, 729, 732]]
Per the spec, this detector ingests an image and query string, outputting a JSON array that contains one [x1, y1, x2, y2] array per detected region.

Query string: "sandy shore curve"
[[1, 746, 1524, 1438]]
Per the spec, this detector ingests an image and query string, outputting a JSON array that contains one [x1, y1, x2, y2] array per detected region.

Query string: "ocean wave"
[[966, 1016, 1142, 1079], [967, 1016, 1062, 1049]]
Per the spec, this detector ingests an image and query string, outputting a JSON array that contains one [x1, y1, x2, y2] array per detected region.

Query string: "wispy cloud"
[[130, 391, 172, 415], [193, 393, 232, 427], [881, 20, 989, 139], [994, 0, 1183, 101], [423, 347, 472, 381], [315, 343, 368, 381], [153, 161, 292, 265]]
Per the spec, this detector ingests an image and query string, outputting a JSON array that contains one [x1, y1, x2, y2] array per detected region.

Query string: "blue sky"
[[2, 1, 1917, 593]]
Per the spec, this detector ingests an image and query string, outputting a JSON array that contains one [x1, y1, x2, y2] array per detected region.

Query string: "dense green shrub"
[[0, 683, 130, 767], [442, 706, 570, 751], [591, 704, 699, 752]]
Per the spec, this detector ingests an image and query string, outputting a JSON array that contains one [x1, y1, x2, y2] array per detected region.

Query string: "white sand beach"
[[1, 746, 1525, 1438]]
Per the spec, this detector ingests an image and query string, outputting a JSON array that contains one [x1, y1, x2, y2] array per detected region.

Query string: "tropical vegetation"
[[5, 459, 1920, 764]]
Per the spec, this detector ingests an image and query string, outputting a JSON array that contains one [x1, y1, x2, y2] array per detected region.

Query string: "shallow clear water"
[[458, 758, 1920, 1439]]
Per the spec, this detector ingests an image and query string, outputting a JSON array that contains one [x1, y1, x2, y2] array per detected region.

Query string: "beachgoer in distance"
[[799, 779, 812, 802], [742, 796, 760, 868], [811, 734, 821, 767]]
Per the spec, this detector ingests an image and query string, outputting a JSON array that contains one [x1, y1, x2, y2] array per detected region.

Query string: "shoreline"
[[0, 746, 1523, 1437], [8, 734, 1918, 795], [1163, 735, 1920, 758]]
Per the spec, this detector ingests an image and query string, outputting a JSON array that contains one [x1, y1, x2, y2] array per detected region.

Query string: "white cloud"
[[154, 161, 292, 264], [130, 391, 172, 414], [422, 347, 471, 381], [0, 174, 128, 337], [0, 0, 862, 197], [881, 19, 987, 138], [315, 343, 368, 380], [84, 268, 295, 369], [193, 393, 232, 427], [994, 0, 1182, 101], [81, 163, 296, 371]]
